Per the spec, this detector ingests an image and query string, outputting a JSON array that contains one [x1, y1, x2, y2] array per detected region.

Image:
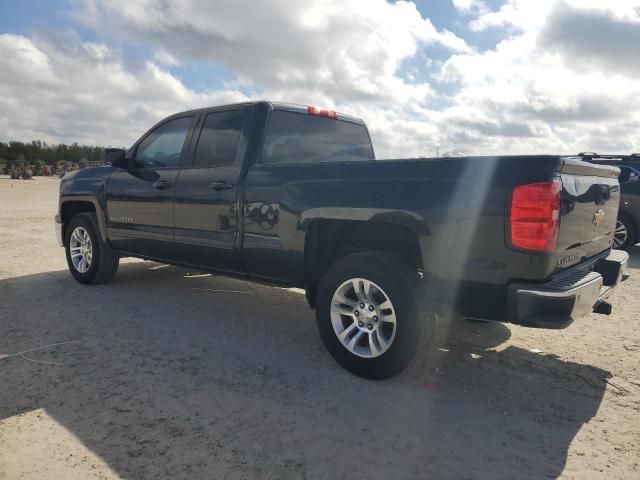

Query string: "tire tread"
[[65, 212, 119, 285], [315, 251, 431, 379]]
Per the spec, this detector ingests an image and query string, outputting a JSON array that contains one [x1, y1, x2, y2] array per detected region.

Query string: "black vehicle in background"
[[54, 102, 629, 379], [580, 153, 640, 250]]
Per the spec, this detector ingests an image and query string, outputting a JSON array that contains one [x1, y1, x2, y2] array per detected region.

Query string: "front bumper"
[[507, 249, 629, 329], [55, 215, 63, 247]]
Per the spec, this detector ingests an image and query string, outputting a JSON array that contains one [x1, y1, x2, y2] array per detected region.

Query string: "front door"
[[107, 114, 195, 258], [173, 108, 249, 270]]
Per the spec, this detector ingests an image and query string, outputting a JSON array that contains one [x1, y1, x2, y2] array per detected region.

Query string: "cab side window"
[[192, 110, 246, 168], [135, 116, 193, 169]]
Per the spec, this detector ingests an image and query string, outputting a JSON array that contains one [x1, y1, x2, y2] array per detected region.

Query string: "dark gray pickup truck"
[[56, 101, 629, 378]]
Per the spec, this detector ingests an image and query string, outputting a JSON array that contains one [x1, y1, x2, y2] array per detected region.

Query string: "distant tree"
[[0, 140, 107, 166]]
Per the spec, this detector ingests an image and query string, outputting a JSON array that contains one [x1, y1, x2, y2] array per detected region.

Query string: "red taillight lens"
[[510, 179, 562, 252], [307, 106, 337, 119]]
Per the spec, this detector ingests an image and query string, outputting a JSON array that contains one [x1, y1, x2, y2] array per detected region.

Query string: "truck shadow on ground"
[[0, 262, 612, 479]]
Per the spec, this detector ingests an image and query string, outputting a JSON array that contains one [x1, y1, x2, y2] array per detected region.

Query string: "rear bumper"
[[507, 249, 629, 329]]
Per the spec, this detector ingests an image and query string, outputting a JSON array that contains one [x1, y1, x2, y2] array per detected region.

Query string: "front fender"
[[58, 167, 114, 242], [58, 195, 109, 243]]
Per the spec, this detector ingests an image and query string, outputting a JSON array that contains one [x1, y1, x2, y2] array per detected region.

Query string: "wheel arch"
[[618, 208, 638, 244], [303, 219, 423, 308], [60, 197, 108, 243]]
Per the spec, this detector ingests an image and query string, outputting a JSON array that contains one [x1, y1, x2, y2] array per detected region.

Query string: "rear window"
[[261, 111, 374, 165]]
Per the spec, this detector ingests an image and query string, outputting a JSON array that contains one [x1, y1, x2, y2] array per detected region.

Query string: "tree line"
[[0, 140, 105, 165]]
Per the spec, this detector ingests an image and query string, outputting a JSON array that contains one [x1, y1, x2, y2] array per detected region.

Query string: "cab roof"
[[176, 100, 366, 126]]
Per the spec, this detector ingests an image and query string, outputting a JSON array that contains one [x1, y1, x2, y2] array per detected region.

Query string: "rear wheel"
[[65, 212, 119, 284], [613, 214, 636, 250], [315, 252, 430, 379]]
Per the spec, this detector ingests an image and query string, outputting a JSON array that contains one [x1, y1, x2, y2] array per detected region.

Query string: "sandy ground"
[[0, 176, 638, 480]]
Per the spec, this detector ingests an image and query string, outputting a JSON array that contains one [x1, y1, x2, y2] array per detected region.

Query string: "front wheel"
[[65, 212, 119, 284], [315, 252, 430, 379]]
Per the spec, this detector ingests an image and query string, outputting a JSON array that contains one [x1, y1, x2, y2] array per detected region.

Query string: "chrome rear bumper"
[[507, 249, 629, 328]]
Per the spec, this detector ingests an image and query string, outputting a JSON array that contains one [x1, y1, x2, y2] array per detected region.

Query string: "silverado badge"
[[109, 215, 134, 223]]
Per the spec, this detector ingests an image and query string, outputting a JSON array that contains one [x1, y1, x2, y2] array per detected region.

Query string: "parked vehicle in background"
[[580, 153, 640, 250], [8, 161, 33, 180], [55, 101, 629, 379], [57, 160, 81, 178]]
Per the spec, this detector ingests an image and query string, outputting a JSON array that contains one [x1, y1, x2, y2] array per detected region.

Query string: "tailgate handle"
[[596, 184, 611, 205]]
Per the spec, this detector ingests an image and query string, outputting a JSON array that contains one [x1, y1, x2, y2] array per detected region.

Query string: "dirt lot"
[[0, 176, 638, 479]]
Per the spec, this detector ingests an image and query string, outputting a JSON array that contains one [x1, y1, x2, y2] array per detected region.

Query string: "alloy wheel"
[[69, 226, 93, 273], [613, 220, 628, 249], [330, 278, 397, 358]]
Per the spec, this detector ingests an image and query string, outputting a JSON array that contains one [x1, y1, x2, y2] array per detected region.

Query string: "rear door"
[[172, 106, 249, 270], [107, 114, 196, 258], [555, 158, 620, 269]]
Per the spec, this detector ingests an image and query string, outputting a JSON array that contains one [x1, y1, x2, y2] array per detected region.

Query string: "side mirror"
[[105, 148, 130, 169]]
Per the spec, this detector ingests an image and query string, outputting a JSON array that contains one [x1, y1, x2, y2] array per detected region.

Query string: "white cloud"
[[75, 0, 470, 110], [153, 49, 181, 67], [452, 0, 488, 15], [436, 0, 640, 154], [470, 0, 640, 32], [0, 33, 248, 146], [540, 2, 640, 75], [1, 0, 639, 157]]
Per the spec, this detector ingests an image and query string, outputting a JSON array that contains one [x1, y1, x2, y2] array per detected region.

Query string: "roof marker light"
[[307, 106, 337, 119]]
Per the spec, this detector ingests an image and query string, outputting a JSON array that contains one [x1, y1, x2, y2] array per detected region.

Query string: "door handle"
[[153, 180, 172, 189], [210, 181, 235, 191]]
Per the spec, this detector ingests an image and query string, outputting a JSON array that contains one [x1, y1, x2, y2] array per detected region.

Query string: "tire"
[[315, 252, 430, 379], [614, 214, 637, 251], [65, 212, 119, 285]]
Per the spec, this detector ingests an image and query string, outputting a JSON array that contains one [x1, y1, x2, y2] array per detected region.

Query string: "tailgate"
[[555, 158, 620, 271]]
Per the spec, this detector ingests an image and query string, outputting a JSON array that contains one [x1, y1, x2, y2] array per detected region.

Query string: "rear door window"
[[192, 110, 246, 168], [261, 111, 374, 165]]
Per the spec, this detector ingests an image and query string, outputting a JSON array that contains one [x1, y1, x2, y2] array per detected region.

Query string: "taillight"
[[307, 106, 337, 119], [510, 179, 562, 253]]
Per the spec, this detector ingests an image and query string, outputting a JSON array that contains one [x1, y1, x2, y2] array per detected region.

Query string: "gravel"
[[1, 176, 638, 479]]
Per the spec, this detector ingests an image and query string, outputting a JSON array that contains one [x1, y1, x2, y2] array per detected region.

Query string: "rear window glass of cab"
[[261, 111, 374, 165]]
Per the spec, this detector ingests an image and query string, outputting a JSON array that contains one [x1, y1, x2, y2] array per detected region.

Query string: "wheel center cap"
[[356, 303, 377, 326]]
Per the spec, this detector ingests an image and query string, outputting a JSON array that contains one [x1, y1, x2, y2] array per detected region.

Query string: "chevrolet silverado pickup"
[[55, 101, 629, 379]]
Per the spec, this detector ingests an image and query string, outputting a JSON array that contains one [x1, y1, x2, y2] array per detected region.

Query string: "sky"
[[0, 0, 639, 158]]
